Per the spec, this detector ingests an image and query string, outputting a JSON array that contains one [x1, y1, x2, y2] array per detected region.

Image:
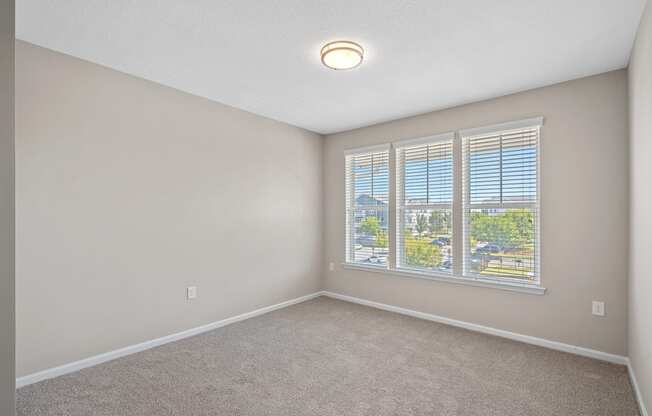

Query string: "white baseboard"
[[16, 291, 322, 388], [17, 289, 638, 398], [321, 291, 629, 365], [628, 361, 649, 416]]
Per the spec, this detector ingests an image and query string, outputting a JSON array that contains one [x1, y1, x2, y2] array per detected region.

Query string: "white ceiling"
[[17, 0, 647, 135]]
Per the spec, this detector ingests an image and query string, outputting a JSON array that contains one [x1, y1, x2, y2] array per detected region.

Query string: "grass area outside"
[[480, 266, 534, 279]]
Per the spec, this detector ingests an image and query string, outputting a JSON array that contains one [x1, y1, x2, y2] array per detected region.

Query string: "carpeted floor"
[[17, 297, 639, 415]]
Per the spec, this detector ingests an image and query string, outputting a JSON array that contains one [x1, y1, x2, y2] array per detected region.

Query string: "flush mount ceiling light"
[[320, 41, 364, 70]]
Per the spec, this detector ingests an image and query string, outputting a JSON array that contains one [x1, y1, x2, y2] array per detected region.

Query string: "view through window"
[[396, 138, 453, 273], [345, 149, 389, 266], [344, 118, 541, 286], [463, 127, 539, 281]]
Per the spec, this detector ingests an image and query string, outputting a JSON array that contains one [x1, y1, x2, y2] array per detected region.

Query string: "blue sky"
[[352, 144, 536, 205]]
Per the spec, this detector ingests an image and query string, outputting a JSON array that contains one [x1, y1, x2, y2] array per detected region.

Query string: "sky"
[[351, 142, 536, 206]]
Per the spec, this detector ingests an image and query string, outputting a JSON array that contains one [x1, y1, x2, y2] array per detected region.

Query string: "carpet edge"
[[16, 291, 323, 388]]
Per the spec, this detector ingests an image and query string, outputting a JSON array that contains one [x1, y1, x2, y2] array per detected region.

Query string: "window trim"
[[342, 117, 545, 295], [461, 120, 542, 283], [344, 144, 391, 267], [458, 117, 544, 138], [395, 133, 455, 275], [393, 131, 455, 148], [341, 262, 546, 295]]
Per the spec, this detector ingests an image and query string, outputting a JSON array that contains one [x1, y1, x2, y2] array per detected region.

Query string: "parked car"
[[363, 255, 385, 265], [432, 239, 445, 247], [439, 260, 452, 270], [476, 243, 501, 254], [432, 236, 450, 247], [356, 235, 375, 246]]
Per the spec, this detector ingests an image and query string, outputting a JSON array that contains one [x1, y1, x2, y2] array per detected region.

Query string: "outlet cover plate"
[[187, 286, 197, 300], [592, 301, 605, 316]]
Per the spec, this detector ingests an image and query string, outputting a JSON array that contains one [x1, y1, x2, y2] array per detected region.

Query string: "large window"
[[344, 117, 542, 290], [345, 146, 390, 267], [396, 134, 454, 273], [462, 125, 539, 282]]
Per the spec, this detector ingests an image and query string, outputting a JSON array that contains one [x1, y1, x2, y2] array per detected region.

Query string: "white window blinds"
[[463, 125, 540, 281], [345, 148, 390, 267], [396, 135, 454, 273], [343, 117, 543, 290]]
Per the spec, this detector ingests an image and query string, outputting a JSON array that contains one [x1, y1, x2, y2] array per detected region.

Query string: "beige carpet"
[[17, 297, 639, 415]]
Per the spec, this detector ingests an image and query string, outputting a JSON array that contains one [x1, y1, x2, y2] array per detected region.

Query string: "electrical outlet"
[[187, 286, 197, 300], [592, 301, 605, 317], [329, 262, 335, 271]]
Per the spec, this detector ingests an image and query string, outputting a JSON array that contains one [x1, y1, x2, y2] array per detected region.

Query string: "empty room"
[[1, 0, 651, 415]]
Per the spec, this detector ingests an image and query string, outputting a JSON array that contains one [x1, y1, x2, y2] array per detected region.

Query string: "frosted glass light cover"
[[321, 41, 364, 70]]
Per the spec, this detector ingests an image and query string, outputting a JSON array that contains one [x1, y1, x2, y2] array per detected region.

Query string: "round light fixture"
[[320, 41, 364, 70]]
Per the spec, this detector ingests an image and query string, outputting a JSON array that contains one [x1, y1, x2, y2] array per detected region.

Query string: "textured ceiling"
[[17, 0, 647, 134]]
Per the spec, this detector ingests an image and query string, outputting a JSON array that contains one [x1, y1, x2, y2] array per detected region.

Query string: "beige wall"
[[15, 41, 323, 377], [324, 70, 629, 355], [0, 0, 15, 414], [629, 0, 652, 411]]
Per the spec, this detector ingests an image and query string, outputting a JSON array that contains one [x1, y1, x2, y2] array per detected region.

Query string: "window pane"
[[502, 130, 537, 203], [467, 129, 538, 205], [468, 135, 501, 204], [467, 208, 537, 281], [403, 142, 453, 205], [351, 208, 389, 266], [400, 208, 452, 272], [346, 149, 390, 265], [352, 152, 389, 205]]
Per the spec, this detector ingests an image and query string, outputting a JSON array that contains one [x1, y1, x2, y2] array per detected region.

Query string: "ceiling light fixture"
[[320, 41, 364, 70]]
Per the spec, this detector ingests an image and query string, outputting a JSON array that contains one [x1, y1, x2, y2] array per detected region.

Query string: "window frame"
[[342, 117, 545, 295], [460, 119, 542, 285], [344, 144, 391, 269], [394, 132, 455, 275]]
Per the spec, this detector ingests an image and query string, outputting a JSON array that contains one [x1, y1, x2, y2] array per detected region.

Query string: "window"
[[345, 146, 390, 267], [343, 117, 542, 292], [462, 124, 540, 282], [396, 134, 454, 273]]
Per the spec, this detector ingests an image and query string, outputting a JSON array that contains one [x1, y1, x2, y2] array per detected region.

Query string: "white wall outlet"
[[592, 301, 605, 317], [329, 262, 335, 272], [187, 286, 197, 300]]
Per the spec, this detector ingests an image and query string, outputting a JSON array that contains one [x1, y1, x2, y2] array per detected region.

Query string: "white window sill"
[[341, 263, 546, 295]]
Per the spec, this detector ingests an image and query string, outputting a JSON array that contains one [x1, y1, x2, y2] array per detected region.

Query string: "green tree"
[[359, 216, 388, 256], [359, 216, 381, 237], [470, 209, 534, 252], [404, 232, 442, 268], [507, 210, 534, 249], [429, 210, 450, 235], [415, 213, 430, 237], [376, 229, 388, 248]]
